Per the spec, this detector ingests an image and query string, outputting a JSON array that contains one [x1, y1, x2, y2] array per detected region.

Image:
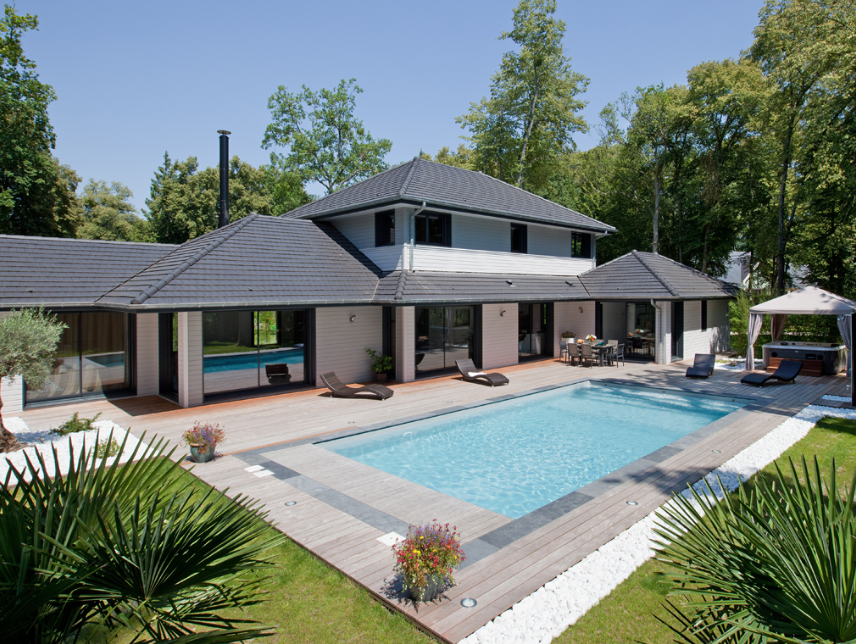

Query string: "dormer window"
[[414, 211, 451, 246], [571, 232, 592, 259], [510, 223, 527, 253], [375, 210, 395, 247]]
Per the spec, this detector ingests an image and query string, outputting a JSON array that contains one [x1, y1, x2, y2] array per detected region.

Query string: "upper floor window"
[[375, 210, 395, 247], [510, 223, 527, 254], [414, 211, 451, 246], [571, 232, 592, 259], [701, 300, 708, 331]]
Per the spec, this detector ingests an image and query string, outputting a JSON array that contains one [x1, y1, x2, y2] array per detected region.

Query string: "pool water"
[[323, 382, 749, 519], [203, 348, 304, 373]]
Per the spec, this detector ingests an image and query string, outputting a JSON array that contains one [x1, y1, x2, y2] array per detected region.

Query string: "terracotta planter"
[[189, 444, 215, 463], [407, 574, 444, 602], [375, 372, 388, 383]]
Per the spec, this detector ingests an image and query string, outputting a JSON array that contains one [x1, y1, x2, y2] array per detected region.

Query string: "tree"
[[0, 6, 81, 237], [458, 0, 589, 191], [77, 180, 149, 242], [262, 78, 392, 194], [419, 145, 474, 170], [0, 309, 65, 452]]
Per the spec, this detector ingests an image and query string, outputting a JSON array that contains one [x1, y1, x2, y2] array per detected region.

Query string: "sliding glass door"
[[518, 303, 549, 360], [415, 306, 474, 375]]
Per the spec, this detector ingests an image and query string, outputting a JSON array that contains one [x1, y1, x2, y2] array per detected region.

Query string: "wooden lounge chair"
[[265, 363, 291, 384], [740, 359, 802, 387], [455, 359, 509, 387], [320, 372, 393, 400], [686, 354, 716, 379]]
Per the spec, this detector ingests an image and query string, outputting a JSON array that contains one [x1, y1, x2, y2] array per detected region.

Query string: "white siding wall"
[[410, 246, 593, 275], [395, 306, 415, 383], [656, 301, 671, 365], [136, 313, 159, 396], [315, 306, 383, 386], [481, 303, 519, 369], [682, 300, 731, 357], [453, 215, 510, 252], [0, 312, 23, 413], [360, 246, 405, 271], [554, 301, 596, 346], [331, 212, 375, 249], [529, 225, 571, 257], [178, 312, 203, 408]]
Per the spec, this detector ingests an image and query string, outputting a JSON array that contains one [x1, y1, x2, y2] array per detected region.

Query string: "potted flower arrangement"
[[585, 333, 597, 343], [560, 330, 576, 339], [181, 421, 225, 463], [392, 522, 465, 602], [366, 348, 394, 383]]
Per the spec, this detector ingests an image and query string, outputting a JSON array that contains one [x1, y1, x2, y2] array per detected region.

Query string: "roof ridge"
[[399, 157, 420, 196], [0, 234, 178, 248], [128, 214, 258, 305], [643, 251, 727, 285], [632, 250, 678, 296], [393, 270, 409, 300]]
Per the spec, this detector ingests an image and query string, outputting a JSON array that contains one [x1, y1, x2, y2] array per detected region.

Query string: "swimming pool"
[[203, 348, 304, 373], [323, 381, 750, 518]]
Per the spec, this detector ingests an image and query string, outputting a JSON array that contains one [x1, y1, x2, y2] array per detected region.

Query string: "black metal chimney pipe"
[[217, 129, 231, 228]]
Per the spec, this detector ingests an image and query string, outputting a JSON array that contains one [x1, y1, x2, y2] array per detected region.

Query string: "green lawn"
[[555, 414, 856, 644]]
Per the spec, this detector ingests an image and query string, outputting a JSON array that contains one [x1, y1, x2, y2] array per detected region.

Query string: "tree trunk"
[[0, 395, 23, 453], [776, 121, 795, 294], [516, 72, 540, 189]]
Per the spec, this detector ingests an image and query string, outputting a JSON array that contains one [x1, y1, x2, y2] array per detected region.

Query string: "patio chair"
[[579, 343, 594, 368], [320, 372, 394, 400], [455, 359, 509, 387], [686, 354, 716, 379], [566, 342, 579, 365], [609, 344, 625, 367], [740, 360, 802, 387], [265, 363, 291, 384]]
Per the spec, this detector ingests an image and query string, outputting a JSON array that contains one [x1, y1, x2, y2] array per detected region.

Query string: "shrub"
[[94, 437, 119, 458], [366, 348, 394, 374], [50, 411, 102, 436], [181, 421, 226, 450], [392, 522, 465, 594]]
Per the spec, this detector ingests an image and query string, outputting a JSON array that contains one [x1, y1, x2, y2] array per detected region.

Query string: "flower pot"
[[190, 444, 215, 463], [407, 574, 444, 602], [375, 372, 388, 383]]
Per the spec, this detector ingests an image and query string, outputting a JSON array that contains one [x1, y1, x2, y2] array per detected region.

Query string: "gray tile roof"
[[375, 271, 587, 304], [96, 214, 382, 310], [281, 157, 616, 233], [0, 235, 176, 309], [578, 251, 737, 300]]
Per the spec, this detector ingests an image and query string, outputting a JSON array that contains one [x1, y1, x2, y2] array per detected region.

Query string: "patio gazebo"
[[747, 286, 854, 405]]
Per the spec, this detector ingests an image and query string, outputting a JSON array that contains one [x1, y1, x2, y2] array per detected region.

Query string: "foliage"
[[181, 421, 226, 450], [365, 348, 394, 374], [458, 0, 588, 192], [0, 432, 282, 643], [144, 153, 309, 244], [654, 457, 856, 643], [77, 179, 149, 242], [0, 309, 66, 452], [392, 522, 465, 594], [419, 145, 474, 170], [0, 6, 82, 237], [94, 436, 119, 458], [262, 78, 392, 194], [49, 411, 102, 436]]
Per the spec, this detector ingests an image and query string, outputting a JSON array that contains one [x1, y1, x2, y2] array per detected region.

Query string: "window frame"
[[571, 232, 592, 259], [701, 300, 708, 331], [510, 223, 528, 254], [374, 209, 395, 247], [414, 211, 451, 247]]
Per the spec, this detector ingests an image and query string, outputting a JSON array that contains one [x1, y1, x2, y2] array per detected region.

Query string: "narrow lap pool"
[[323, 381, 750, 519]]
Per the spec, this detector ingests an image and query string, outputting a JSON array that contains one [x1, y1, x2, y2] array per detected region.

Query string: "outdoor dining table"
[[576, 342, 616, 367]]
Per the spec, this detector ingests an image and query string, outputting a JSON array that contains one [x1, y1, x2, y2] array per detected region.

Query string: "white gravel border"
[[1, 418, 147, 483], [459, 403, 856, 644]]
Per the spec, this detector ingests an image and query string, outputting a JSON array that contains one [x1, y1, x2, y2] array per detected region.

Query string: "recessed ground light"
[[348, 421, 356, 424], [712, 449, 721, 453], [506, 279, 514, 285], [626, 501, 638, 506], [461, 598, 478, 608], [285, 501, 297, 506]]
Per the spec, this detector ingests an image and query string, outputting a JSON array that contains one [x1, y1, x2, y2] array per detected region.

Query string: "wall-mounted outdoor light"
[[500, 309, 507, 316], [579, 306, 584, 314], [349, 314, 356, 322]]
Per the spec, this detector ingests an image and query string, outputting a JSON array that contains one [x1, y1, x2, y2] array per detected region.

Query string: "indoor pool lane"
[[322, 381, 750, 519]]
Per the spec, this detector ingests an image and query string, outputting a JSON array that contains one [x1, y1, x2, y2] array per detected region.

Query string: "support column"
[[177, 312, 203, 408], [395, 306, 415, 383], [136, 313, 159, 396], [656, 301, 672, 365]]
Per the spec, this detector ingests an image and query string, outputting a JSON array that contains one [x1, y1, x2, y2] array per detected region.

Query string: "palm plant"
[[0, 432, 283, 643], [653, 456, 856, 644]]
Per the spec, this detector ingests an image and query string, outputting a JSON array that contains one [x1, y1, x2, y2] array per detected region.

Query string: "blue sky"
[[19, 0, 764, 211]]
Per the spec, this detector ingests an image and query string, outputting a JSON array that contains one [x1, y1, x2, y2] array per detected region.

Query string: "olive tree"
[[0, 308, 65, 452]]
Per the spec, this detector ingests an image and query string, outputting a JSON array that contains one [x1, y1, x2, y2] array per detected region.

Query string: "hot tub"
[[762, 341, 847, 375]]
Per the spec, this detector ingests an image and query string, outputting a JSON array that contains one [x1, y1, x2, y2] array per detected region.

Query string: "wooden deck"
[[16, 359, 852, 643]]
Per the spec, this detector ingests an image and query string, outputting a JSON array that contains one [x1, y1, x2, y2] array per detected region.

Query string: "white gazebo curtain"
[[771, 314, 788, 342], [746, 313, 764, 371], [837, 314, 852, 377]]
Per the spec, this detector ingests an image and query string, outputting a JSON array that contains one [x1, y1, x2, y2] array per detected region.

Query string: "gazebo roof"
[[750, 286, 856, 316]]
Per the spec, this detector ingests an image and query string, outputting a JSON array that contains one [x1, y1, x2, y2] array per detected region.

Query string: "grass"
[[555, 414, 856, 644]]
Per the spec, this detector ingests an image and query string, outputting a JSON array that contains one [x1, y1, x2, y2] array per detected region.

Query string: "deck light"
[[712, 449, 721, 453], [461, 598, 478, 608], [285, 501, 297, 506], [626, 501, 638, 506], [506, 279, 514, 286]]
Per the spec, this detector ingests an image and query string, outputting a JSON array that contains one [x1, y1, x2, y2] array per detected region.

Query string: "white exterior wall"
[[0, 312, 23, 413], [178, 312, 203, 408], [554, 301, 596, 349], [453, 215, 509, 252], [136, 313, 159, 396], [481, 303, 519, 369], [528, 225, 571, 257], [331, 212, 375, 248], [314, 306, 383, 386], [682, 300, 731, 357], [656, 301, 672, 365], [408, 246, 593, 275], [395, 306, 416, 383]]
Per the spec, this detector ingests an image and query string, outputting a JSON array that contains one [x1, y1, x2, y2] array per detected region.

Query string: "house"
[[0, 158, 735, 413]]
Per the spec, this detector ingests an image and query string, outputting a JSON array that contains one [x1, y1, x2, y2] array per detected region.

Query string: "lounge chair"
[[686, 354, 716, 379], [455, 359, 509, 387], [320, 372, 393, 400], [265, 363, 291, 384], [740, 360, 802, 387]]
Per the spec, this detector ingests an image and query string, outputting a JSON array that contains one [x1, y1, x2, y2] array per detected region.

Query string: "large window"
[[511, 224, 528, 253], [571, 232, 592, 259], [375, 210, 395, 247], [518, 303, 549, 360], [26, 312, 133, 404], [203, 310, 307, 396], [414, 211, 451, 246], [415, 306, 474, 375]]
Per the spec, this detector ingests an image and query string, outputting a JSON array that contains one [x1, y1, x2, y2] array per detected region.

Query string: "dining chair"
[[579, 343, 594, 368]]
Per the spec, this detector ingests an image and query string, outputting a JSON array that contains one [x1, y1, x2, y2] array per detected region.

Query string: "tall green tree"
[[458, 0, 589, 191], [262, 78, 392, 194], [0, 6, 81, 237], [77, 180, 149, 242], [419, 145, 474, 170]]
